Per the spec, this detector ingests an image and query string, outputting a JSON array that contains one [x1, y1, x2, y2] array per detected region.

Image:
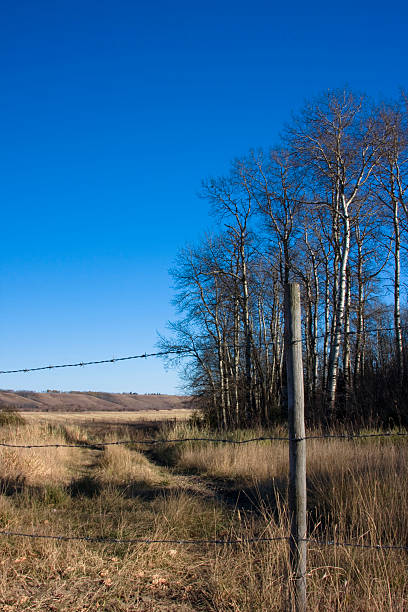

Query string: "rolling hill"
[[0, 390, 190, 412]]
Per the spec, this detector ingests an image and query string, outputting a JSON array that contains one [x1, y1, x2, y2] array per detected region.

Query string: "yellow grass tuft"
[[95, 445, 165, 487], [0, 423, 73, 487]]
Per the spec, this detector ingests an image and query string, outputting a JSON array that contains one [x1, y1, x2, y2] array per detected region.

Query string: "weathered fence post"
[[284, 282, 307, 612]]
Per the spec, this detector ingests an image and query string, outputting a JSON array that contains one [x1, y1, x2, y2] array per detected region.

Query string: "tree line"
[[160, 89, 408, 429]]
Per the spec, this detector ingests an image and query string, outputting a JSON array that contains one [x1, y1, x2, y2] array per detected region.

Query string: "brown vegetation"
[[0, 391, 190, 413], [20, 409, 193, 428], [0, 414, 406, 610]]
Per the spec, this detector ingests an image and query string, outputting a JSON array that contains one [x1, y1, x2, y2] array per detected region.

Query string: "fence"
[[1, 286, 407, 611], [0, 432, 407, 549]]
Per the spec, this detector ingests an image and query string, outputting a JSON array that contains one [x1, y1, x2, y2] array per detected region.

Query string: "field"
[[0, 391, 190, 413], [0, 411, 407, 610], [20, 410, 193, 427]]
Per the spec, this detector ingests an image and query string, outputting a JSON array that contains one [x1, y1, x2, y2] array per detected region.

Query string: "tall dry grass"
[[0, 417, 407, 610], [0, 421, 74, 487], [95, 445, 167, 487], [164, 424, 408, 545]]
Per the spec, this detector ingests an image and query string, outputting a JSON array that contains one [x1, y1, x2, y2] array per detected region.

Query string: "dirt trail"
[[64, 436, 216, 502], [68, 447, 102, 479]]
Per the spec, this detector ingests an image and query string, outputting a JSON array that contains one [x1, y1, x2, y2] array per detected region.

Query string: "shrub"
[[0, 409, 25, 427]]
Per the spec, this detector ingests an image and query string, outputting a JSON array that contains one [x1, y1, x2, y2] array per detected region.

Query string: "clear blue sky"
[[1, 0, 406, 393]]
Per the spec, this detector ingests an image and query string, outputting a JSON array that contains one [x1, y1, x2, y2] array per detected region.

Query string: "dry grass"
[[169, 424, 408, 545], [178, 438, 288, 481], [0, 416, 407, 610], [0, 422, 73, 487], [20, 409, 192, 427], [95, 446, 167, 487]]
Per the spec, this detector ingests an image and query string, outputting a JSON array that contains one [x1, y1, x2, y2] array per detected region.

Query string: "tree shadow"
[[0, 476, 27, 496], [68, 475, 102, 498]]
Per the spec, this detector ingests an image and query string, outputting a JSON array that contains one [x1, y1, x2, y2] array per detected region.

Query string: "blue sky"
[[1, 0, 407, 393]]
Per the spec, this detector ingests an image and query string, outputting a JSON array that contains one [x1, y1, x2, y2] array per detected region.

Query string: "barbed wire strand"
[[293, 326, 400, 345], [0, 530, 288, 545], [0, 431, 407, 449], [0, 326, 403, 374], [0, 529, 407, 551], [0, 349, 191, 375], [306, 538, 408, 552]]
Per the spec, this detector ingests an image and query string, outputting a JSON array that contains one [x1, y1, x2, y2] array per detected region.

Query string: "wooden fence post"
[[284, 282, 307, 612]]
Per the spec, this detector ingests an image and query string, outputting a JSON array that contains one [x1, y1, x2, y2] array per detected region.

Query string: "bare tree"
[[374, 101, 408, 380], [286, 90, 386, 416], [161, 88, 408, 430]]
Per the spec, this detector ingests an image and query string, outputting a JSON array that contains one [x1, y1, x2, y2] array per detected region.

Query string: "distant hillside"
[[0, 390, 191, 412]]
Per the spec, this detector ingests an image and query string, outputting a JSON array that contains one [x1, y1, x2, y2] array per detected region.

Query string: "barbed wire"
[[0, 325, 402, 374], [0, 349, 192, 375], [0, 436, 287, 449], [306, 538, 408, 552], [0, 529, 288, 545], [301, 431, 408, 441], [295, 326, 400, 344], [0, 431, 407, 449], [0, 529, 407, 551], [0, 342, 268, 375]]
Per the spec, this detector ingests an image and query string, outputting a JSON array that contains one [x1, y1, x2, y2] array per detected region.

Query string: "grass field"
[[20, 409, 193, 427], [0, 412, 407, 610]]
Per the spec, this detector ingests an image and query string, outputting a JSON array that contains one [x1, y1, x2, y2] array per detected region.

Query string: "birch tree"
[[287, 90, 385, 416]]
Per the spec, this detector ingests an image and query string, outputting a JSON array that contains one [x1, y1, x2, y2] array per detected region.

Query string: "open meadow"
[[0, 411, 407, 611], [19, 409, 193, 428]]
